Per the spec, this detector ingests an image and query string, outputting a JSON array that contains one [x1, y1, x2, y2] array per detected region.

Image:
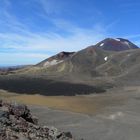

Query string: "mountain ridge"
[[0, 37, 139, 95]]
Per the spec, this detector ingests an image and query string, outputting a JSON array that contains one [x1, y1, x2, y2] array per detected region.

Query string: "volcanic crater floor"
[[1, 86, 140, 140]]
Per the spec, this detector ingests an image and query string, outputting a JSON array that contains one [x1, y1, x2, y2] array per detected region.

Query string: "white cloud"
[[0, 26, 107, 52], [38, 0, 65, 15], [0, 52, 49, 66], [0, 24, 108, 65], [0, 0, 111, 65]]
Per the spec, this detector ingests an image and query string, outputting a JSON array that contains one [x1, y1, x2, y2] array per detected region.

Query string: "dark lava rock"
[[0, 100, 2, 106], [0, 100, 75, 140]]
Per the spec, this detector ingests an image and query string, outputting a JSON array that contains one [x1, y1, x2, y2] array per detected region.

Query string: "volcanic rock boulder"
[[0, 100, 74, 140]]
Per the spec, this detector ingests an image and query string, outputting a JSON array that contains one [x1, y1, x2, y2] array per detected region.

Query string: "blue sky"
[[0, 0, 140, 66]]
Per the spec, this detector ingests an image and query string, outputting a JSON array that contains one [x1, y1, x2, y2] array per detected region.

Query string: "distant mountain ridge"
[[0, 65, 32, 75], [0, 37, 140, 95], [36, 38, 139, 69]]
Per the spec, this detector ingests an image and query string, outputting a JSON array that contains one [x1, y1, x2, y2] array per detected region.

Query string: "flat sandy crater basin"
[[2, 90, 126, 115], [1, 86, 140, 140]]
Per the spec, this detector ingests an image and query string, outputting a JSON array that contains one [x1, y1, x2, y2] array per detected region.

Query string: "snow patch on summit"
[[114, 38, 120, 41], [104, 56, 108, 61], [100, 43, 104, 47], [124, 41, 129, 46]]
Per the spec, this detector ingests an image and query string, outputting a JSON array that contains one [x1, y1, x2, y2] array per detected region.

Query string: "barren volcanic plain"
[[1, 85, 140, 140], [1, 38, 140, 140]]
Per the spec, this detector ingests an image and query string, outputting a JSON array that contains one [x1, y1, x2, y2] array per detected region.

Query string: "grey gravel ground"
[[30, 86, 140, 140]]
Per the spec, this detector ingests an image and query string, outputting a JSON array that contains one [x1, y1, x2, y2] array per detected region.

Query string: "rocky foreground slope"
[[0, 100, 74, 140]]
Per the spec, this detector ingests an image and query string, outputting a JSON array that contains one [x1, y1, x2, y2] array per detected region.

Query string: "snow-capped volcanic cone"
[[94, 38, 138, 51]]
